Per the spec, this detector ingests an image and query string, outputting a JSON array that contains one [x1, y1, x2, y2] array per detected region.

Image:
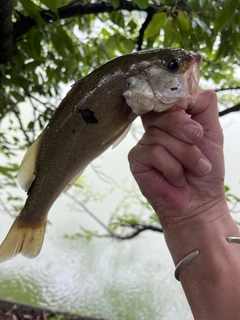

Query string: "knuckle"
[[139, 127, 165, 145], [170, 163, 183, 179], [146, 126, 162, 138], [184, 143, 196, 156], [128, 145, 140, 162], [150, 144, 165, 159], [205, 90, 217, 100]]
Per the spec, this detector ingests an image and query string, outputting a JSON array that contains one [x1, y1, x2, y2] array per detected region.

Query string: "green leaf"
[[20, 0, 38, 15], [214, 0, 239, 34], [127, 19, 137, 33], [40, 0, 58, 13], [31, 29, 42, 58], [193, 17, 212, 36], [11, 91, 25, 103], [19, 0, 43, 23], [27, 121, 34, 130], [225, 185, 230, 192], [178, 11, 190, 33], [25, 60, 43, 70], [11, 74, 32, 88], [163, 17, 173, 46], [145, 13, 166, 38], [51, 31, 66, 56], [111, 12, 125, 28], [110, 0, 120, 9], [132, 0, 149, 9], [58, 27, 74, 53], [0, 64, 7, 76], [119, 36, 135, 53], [199, 0, 208, 8], [105, 35, 118, 51]]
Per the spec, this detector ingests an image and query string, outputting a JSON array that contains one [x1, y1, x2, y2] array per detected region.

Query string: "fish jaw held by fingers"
[[123, 50, 202, 115]]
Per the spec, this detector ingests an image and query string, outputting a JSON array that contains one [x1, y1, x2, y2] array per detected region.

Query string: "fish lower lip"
[[192, 62, 200, 86]]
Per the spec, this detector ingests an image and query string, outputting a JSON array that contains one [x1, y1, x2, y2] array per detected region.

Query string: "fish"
[[0, 48, 201, 262]]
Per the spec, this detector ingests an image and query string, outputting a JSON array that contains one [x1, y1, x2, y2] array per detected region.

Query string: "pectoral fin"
[[112, 124, 132, 149], [103, 108, 136, 147], [17, 133, 45, 192]]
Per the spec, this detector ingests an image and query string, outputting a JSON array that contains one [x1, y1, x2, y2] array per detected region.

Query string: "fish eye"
[[167, 59, 180, 72]]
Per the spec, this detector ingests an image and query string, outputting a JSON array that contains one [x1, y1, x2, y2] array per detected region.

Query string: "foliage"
[[0, 0, 240, 229]]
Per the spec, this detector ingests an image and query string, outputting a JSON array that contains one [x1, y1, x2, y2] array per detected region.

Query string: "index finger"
[[141, 107, 204, 144]]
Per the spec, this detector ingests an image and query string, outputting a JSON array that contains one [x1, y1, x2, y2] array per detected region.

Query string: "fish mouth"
[[177, 53, 201, 109], [188, 54, 201, 96]]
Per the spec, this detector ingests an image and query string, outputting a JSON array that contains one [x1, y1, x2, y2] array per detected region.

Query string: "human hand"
[[129, 91, 240, 319], [128, 91, 228, 233]]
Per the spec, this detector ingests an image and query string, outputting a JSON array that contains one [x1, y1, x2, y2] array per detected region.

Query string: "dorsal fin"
[[63, 168, 85, 192], [17, 133, 45, 192]]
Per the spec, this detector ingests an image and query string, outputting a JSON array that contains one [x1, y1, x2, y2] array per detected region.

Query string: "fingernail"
[[198, 158, 212, 175], [183, 124, 202, 141]]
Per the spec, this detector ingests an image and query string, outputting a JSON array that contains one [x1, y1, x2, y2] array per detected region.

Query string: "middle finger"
[[139, 126, 212, 177]]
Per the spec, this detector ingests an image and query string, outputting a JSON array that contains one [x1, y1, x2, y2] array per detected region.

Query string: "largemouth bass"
[[0, 48, 201, 262]]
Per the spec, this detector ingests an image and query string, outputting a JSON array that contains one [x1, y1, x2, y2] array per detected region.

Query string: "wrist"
[[163, 204, 240, 320], [161, 200, 239, 265]]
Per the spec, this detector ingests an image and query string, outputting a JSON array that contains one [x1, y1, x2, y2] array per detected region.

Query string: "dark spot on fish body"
[[170, 87, 178, 91], [72, 130, 75, 134], [78, 108, 98, 124]]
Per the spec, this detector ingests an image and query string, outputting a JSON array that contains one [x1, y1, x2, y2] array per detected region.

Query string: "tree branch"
[[65, 192, 111, 233], [90, 163, 120, 187], [13, 1, 160, 39], [3, 95, 32, 145], [94, 224, 163, 240], [0, 0, 14, 64], [137, 7, 156, 51], [219, 103, 240, 117], [215, 86, 240, 92]]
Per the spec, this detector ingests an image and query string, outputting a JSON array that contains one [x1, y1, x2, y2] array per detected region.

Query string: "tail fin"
[[0, 216, 47, 263]]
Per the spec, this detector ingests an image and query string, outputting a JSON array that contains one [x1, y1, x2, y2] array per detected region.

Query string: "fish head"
[[123, 49, 202, 115]]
